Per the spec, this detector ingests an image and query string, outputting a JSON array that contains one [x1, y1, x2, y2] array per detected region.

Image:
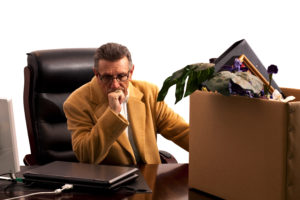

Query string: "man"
[[63, 43, 189, 165]]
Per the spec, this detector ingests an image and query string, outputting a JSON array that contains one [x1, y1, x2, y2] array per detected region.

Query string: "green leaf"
[[184, 66, 215, 97], [157, 63, 215, 103], [184, 63, 215, 97], [196, 65, 215, 85], [175, 68, 190, 103], [157, 76, 176, 101], [157, 66, 188, 101], [184, 70, 198, 97]]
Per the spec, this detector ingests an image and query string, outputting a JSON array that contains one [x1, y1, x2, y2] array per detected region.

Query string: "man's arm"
[[63, 99, 129, 164], [154, 91, 189, 151]]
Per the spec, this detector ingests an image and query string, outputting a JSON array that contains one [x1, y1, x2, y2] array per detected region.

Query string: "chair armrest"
[[159, 150, 177, 163], [23, 154, 37, 166]]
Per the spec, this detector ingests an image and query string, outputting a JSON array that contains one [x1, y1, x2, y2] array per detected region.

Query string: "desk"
[[0, 164, 222, 200]]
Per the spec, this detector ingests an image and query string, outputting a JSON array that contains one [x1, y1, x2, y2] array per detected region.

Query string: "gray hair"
[[94, 42, 133, 72]]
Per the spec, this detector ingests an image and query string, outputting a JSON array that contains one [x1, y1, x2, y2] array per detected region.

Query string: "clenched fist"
[[108, 89, 126, 113]]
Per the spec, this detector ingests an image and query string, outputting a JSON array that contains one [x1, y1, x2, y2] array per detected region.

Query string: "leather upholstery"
[[23, 48, 177, 165], [24, 49, 95, 165]]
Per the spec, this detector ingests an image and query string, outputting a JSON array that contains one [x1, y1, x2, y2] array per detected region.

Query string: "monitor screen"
[[0, 98, 20, 176]]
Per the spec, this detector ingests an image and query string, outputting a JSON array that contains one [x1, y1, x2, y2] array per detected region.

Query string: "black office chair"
[[23, 48, 177, 165]]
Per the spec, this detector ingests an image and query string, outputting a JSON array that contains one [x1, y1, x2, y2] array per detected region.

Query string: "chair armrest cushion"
[[159, 150, 177, 163]]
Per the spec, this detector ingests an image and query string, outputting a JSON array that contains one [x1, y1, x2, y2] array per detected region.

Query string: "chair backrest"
[[24, 48, 96, 165]]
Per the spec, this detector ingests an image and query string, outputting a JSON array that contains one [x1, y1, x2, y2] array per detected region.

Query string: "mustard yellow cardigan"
[[63, 77, 189, 165]]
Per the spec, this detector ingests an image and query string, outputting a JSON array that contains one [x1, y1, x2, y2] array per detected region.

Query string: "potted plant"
[[157, 58, 284, 104]]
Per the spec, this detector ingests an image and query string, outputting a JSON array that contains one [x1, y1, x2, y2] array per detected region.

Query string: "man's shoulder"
[[130, 80, 160, 102], [64, 79, 92, 106]]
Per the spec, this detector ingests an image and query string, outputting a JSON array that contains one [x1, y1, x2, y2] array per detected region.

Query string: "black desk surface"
[[0, 164, 222, 200]]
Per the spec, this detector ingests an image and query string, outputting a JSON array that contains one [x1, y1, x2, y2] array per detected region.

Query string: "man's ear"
[[93, 68, 102, 84], [93, 68, 98, 76], [129, 65, 135, 80]]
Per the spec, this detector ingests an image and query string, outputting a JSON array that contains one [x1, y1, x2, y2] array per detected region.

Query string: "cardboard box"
[[189, 88, 300, 200]]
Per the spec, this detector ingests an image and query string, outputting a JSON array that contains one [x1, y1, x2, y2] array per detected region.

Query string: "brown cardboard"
[[189, 88, 300, 200]]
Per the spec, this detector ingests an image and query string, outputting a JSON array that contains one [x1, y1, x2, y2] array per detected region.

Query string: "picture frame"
[[238, 54, 274, 94]]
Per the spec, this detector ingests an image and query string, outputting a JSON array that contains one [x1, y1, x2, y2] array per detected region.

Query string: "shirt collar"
[[124, 90, 129, 103]]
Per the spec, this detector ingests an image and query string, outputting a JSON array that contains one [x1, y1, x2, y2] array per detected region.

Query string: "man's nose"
[[110, 78, 120, 88]]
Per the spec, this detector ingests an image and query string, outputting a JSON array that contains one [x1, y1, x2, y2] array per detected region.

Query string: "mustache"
[[108, 87, 126, 94]]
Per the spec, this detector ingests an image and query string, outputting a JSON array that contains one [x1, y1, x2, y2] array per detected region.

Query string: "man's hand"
[[108, 89, 126, 113]]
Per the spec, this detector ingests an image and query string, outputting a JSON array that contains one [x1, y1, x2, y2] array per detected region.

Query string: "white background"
[[1, 0, 300, 164]]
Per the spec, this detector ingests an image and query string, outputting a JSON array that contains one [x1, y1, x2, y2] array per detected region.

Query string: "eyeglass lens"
[[98, 72, 129, 83]]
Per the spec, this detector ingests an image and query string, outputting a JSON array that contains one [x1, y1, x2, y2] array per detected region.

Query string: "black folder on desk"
[[23, 161, 140, 190]]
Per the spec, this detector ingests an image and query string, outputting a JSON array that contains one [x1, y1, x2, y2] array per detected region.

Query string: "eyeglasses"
[[97, 71, 130, 84]]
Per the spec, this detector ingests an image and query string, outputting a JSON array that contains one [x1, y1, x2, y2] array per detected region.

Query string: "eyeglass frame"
[[96, 70, 131, 84]]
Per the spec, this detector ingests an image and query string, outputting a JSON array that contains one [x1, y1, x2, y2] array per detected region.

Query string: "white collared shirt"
[[119, 92, 141, 163]]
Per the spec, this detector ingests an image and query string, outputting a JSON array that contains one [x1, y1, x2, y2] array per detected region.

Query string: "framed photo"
[[238, 54, 274, 94]]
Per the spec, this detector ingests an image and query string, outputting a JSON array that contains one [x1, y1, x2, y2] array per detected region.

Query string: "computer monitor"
[[0, 98, 20, 178]]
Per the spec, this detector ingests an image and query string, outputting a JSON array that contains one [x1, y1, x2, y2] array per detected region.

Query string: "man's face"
[[94, 57, 134, 97]]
